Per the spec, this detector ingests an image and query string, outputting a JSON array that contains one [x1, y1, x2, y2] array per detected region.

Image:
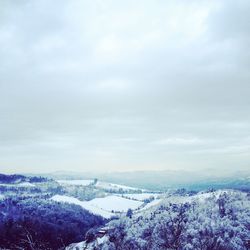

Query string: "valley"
[[0, 173, 249, 249]]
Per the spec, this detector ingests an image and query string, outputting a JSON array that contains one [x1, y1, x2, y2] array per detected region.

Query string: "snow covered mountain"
[[65, 189, 250, 250], [0, 173, 249, 249]]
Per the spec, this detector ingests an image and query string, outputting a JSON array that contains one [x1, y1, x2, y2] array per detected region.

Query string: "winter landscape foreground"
[[0, 172, 249, 250]]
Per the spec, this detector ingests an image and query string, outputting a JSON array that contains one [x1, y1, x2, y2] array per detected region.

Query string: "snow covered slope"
[[95, 181, 142, 191], [66, 236, 109, 250], [0, 182, 35, 187], [51, 195, 112, 218], [88, 195, 143, 212], [120, 193, 160, 201], [51, 195, 143, 218], [57, 179, 94, 186], [139, 199, 163, 211]]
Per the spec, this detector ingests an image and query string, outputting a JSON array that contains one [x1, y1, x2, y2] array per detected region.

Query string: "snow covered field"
[[95, 181, 140, 191], [52, 184, 239, 221], [57, 179, 94, 186], [140, 199, 163, 211], [56, 179, 143, 191], [52, 195, 112, 218], [52, 194, 143, 218], [120, 193, 160, 201], [88, 195, 143, 212], [51, 180, 167, 218], [0, 182, 35, 187]]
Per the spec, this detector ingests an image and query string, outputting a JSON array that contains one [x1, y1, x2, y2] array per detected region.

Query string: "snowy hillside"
[[0, 182, 36, 187], [51, 179, 164, 219], [52, 195, 113, 218], [95, 181, 143, 192], [52, 194, 144, 218], [1, 173, 249, 250], [88, 195, 143, 212], [57, 179, 94, 186], [119, 192, 161, 200], [66, 189, 250, 250]]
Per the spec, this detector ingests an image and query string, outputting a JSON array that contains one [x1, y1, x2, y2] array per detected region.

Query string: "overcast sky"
[[0, 0, 249, 174]]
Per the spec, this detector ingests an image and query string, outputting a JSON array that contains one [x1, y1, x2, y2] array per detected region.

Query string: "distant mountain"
[[30, 169, 250, 191], [94, 170, 250, 191]]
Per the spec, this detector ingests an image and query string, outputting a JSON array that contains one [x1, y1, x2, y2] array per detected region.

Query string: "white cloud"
[[0, 0, 249, 173], [154, 137, 204, 146]]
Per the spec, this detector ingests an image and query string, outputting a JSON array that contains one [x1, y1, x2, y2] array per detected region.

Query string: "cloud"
[[0, 0, 249, 173], [154, 137, 204, 146]]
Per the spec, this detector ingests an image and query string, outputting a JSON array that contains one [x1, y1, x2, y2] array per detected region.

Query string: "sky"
[[0, 0, 250, 174]]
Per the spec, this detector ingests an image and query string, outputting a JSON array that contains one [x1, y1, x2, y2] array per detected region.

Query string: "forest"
[[97, 191, 250, 250], [0, 173, 249, 250], [0, 197, 105, 250]]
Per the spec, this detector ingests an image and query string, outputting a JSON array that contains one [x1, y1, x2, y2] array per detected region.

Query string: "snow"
[[190, 190, 232, 202], [0, 194, 4, 200], [51, 194, 143, 218], [57, 179, 94, 186], [96, 181, 140, 191], [140, 199, 163, 211], [161, 190, 234, 205], [65, 240, 87, 250], [88, 195, 143, 212], [52, 195, 83, 206], [17, 182, 35, 187], [120, 193, 160, 201], [0, 182, 35, 187], [57, 179, 143, 191], [66, 236, 109, 250], [77, 201, 113, 219], [96, 235, 109, 245], [51, 195, 112, 218]]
